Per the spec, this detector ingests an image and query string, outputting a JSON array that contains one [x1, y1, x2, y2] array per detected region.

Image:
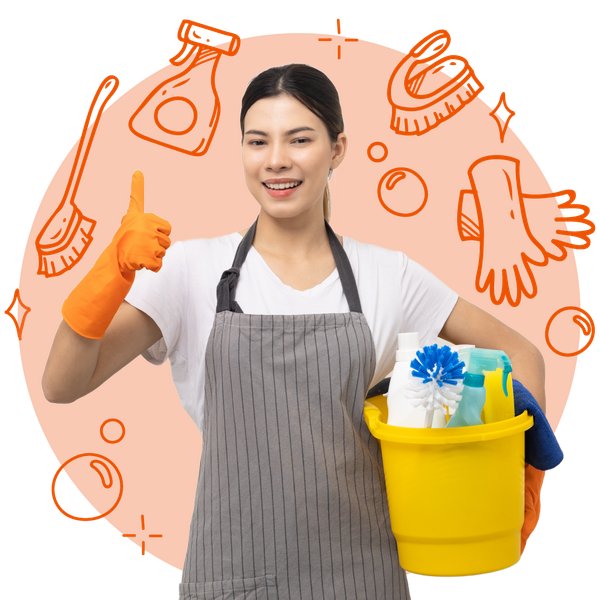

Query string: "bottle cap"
[[396, 332, 421, 361]]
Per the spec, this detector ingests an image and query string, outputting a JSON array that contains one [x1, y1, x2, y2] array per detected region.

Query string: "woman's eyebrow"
[[244, 126, 316, 137]]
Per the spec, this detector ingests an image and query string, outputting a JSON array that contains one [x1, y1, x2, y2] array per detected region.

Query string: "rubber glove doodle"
[[458, 155, 595, 306]]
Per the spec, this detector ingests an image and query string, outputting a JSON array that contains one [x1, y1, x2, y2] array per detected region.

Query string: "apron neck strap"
[[216, 217, 363, 314]]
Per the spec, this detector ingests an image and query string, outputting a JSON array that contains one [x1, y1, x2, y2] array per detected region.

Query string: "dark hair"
[[240, 64, 344, 220]]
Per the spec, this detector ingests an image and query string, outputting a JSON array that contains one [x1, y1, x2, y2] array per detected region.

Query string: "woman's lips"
[[262, 181, 302, 198]]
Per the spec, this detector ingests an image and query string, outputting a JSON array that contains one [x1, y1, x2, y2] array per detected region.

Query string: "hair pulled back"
[[240, 64, 344, 221]]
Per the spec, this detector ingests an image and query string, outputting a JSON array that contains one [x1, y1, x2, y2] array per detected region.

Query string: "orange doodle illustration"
[[129, 20, 240, 156], [387, 30, 482, 136], [317, 19, 359, 60], [52, 453, 123, 521], [458, 155, 595, 306], [22, 15, 584, 576], [4, 288, 31, 341], [545, 306, 595, 357], [490, 92, 515, 143], [523, 188, 598, 253], [367, 141, 388, 163], [100, 419, 125, 444], [378, 167, 428, 217], [35, 76, 119, 277], [123, 514, 164, 556]]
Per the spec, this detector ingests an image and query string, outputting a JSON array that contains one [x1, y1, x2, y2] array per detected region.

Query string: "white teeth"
[[265, 181, 301, 190]]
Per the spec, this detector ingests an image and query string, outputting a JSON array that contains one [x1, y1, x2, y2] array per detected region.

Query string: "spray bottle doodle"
[[129, 20, 241, 156]]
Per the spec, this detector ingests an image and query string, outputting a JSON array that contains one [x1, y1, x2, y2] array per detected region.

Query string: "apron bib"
[[180, 219, 410, 600]]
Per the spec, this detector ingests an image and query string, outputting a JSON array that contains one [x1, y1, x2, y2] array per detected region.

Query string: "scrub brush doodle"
[[404, 344, 465, 428], [35, 75, 119, 277]]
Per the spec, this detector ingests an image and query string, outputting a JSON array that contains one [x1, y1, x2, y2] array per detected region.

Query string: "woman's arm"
[[439, 297, 546, 414], [42, 301, 162, 404]]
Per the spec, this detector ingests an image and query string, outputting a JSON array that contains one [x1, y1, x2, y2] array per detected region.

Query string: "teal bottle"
[[446, 372, 485, 427]]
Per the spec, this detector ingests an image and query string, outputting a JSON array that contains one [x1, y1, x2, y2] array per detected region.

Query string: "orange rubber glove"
[[521, 463, 545, 553], [61, 170, 171, 339]]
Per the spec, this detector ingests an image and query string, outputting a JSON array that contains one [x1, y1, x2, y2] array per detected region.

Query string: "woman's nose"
[[266, 142, 291, 170]]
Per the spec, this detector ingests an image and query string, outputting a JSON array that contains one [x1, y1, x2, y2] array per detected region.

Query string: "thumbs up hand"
[[116, 170, 172, 276], [61, 170, 172, 339]]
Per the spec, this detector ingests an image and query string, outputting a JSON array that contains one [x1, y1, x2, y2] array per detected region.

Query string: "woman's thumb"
[[128, 170, 145, 214]]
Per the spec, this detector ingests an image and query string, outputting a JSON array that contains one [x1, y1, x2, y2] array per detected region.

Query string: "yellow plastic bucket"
[[364, 399, 534, 576]]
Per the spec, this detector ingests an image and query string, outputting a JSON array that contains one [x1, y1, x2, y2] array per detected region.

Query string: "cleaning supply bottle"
[[482, 353, 515, 424], [446, 348, 512, 428], [386, 333, 447, 427]]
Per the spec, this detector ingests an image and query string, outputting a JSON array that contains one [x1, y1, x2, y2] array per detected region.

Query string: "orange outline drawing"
[[367, 142, 388, 163], [490, 92, 515, 143], [458, 155, 595, 306], [100, 418, 126, 444], [129, 20, 240, 156], [52, 453, 123, 521], [4, 288, 31, 341], [545, 306, 595, 357], [387, 30, 483, 136], [317, 19, 359, 60], [35, 76, 119, 277], [123, 514, 164, 556], [378, 167, 428, 217]]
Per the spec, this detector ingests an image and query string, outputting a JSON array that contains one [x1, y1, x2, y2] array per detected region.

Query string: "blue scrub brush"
[[404, 344, 466, 427]]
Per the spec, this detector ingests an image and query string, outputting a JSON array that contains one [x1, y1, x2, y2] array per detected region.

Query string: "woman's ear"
[[330, 132, 348, 170]]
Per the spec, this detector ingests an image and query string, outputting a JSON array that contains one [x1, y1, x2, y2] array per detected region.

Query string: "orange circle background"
[[19, 34, 581, 568]]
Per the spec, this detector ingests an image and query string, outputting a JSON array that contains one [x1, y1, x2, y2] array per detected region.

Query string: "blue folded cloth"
[[513, 379, 563, 470]]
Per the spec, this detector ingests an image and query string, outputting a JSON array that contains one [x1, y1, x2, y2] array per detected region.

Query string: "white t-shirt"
[[126, 232, 459, 434]]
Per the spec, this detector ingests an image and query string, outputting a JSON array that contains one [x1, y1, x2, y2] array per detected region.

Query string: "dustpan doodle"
[[457, 155, 595, 307], [490, 92, 515, 143], [35, 76, 119, 277], [545, 306, 595, 357], [129, 20, 240, 157], [4, 288, 31, 341], [378, 167, 428, 217], [317, 18, 359, 60], [123, 514, 164, 556], [387, 30, 483, 136], [52, 453, 123, 521]]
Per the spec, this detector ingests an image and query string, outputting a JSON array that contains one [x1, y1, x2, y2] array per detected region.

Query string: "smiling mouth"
[[263, 181, 302, 190]]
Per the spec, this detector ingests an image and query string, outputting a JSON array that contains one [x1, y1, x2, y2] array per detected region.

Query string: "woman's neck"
[[240, 209, 342, 260]]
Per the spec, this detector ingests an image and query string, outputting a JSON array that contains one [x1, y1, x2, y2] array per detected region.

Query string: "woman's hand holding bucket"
[[61, 170, 172, 339]]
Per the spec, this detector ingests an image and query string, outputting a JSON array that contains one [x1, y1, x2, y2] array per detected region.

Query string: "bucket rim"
[[364, 403, 534, 445]]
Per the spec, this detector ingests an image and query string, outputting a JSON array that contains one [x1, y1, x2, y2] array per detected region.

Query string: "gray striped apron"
[[180, 219, 410, 600]]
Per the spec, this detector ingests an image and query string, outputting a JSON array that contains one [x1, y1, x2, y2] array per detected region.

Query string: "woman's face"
[[242, 94, 347, 221]]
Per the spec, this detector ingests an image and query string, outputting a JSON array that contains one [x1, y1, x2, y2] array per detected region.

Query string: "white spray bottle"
[[387, 333, 447, 428]]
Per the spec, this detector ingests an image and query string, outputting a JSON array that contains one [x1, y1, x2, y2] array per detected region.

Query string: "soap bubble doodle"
[[378, 167, 428, 217], [545, 306, 595, 357], [367, 142, 388, 163], [100, 418, 126, 444]]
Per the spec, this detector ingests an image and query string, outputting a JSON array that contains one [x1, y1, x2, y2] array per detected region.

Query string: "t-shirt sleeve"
[[124, 240, 187, 365], [399, 254, 459, 346]]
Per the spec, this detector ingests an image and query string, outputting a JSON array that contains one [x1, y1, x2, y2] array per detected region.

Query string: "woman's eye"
[[293, 138, 309, 144], [248, 140, 265, 146]]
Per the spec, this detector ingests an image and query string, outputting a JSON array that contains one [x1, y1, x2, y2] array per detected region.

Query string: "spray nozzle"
[[462, 348, 512, 396]]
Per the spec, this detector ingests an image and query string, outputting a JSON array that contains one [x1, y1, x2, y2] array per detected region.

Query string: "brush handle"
[[63, 75, 119, 210]]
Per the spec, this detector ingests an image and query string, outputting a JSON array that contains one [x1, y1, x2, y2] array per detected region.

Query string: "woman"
[[42, 64, 545, 599]]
